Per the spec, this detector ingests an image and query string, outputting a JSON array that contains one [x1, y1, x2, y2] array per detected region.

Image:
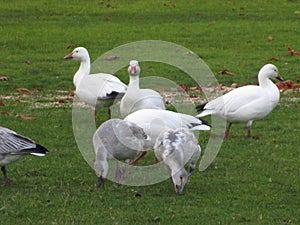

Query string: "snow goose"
[[124, 108, 210, 164], [93, 119, 148, 186], [0, 127, 49, 185], [120, 60, 165, 118], [64, 47, 127, 120], [196, 64, 283, 138], [154, 128, 201, 194]]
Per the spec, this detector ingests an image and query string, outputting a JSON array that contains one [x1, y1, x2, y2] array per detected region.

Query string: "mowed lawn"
[[0, 0, 300, 224]]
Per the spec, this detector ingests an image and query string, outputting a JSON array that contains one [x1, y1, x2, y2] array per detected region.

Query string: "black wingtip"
[[19, 144, 49, 155], [199, 118, 211, 127], [35, 144, 49, 154], [195, 103, 207, 112]]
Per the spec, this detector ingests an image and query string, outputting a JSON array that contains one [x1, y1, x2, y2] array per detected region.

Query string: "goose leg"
[[98, 176, 105, 187], [93, 108, 97, 123], [107, 108, 111, 119], [1, 166, 9, 185], [224, 122, 232, 138], [129, 151, 147, 165], [246, 120, 253, 137]]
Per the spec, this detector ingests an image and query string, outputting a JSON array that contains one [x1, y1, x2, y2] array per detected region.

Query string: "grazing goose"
[[93, 119, 148, 187], [124, 108, 210, 164], [120, 60, 165, 118], [154, 128, 201, 194], [196, 64, 283, 138], [0, 127, 49, 185], [64, 47, 127, 120]]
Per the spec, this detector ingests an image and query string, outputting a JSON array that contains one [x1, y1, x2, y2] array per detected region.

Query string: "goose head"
[[64, 47, 90, 62], [128, 60, 141, 76], [172, 169, 188, 195], [259, 64, 283, 81]]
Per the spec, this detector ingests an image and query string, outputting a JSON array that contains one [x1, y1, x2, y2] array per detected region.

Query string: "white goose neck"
[[73, 57, 91, 87], [258, 73, 274, 89], [128, 75, 140, 89]]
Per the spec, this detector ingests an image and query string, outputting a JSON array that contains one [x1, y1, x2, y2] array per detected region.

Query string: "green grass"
[[1, 0, 300, 224]]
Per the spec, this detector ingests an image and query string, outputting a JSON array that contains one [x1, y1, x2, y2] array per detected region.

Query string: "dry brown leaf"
[[25, 60, 32, 65], [16, 88, 31, 93], [104, 55, 119, 61], [68, 88, 75, 97], [66, 44, 75, 49], [0, 76, 9, 81], [218, 70, 235, 75], [288, 47, 300, 56], [19, 115, 37, 120], [268, 57, 280, 61], [0, 99, 4, 106], [0, 111, 8, 115]]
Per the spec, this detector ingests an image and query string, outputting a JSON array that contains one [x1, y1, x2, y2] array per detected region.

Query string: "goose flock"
[[0, 46, 284, 194]]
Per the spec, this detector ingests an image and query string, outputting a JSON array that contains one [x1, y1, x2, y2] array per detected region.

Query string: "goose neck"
[[128, 76, 140, 89], [73, 60, 90, 87]]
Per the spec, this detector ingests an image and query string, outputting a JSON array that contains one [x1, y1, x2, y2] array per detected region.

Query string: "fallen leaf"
[[19, 115, 37, 120], [177, 84, 190, 92], [0, 76, 9, 81], [0, 99, 4, 106], [185, 51, 194, 55], [267, 36, 273, 41], [297, 78, 300, 83], [0, 111, 8, 115], [16, 88, 31, 93], [68, 88, 75, 97], [104, 55, 119, 61], [66, 44, 75, 49], [36, 87, 43, 92], [268, 57, 280, 61], [231, 83, 239, 88], [218, 70, 235, 75], [25, 60, 32, 65], [189, 85, 203, 92], [288, 47, 300, 56]]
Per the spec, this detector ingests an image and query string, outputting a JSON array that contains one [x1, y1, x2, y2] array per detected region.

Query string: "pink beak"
[[64, 52, 73, 59], [130, 66, 136, 75]]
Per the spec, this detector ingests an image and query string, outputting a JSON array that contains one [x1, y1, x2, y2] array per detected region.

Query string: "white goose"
[[64, 47, 127, 120], [124, 108, 210, 163], [154, 128, 201, 194], [196, 64, 283, 138], [120, 60, 165, 118], [0, 127, 49, 185]]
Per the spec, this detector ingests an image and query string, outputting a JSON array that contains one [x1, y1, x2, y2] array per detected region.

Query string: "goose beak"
[[276, 74, 284, 81], [64, 52, 73, 59], [130, 66, 136, 75]]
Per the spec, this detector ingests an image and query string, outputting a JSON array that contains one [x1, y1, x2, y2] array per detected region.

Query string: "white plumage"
[[93, 119, 148, 186], [64, 47, 127, 119], [124, 109, 210, 150], [154, 128, 201, 194], [196, 64, 283, 138], [120, 60, 165, 118], [0, 127, 48, 185]]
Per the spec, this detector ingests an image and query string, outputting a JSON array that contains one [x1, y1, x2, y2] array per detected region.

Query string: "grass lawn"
[[0, 0, 300, 224]]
